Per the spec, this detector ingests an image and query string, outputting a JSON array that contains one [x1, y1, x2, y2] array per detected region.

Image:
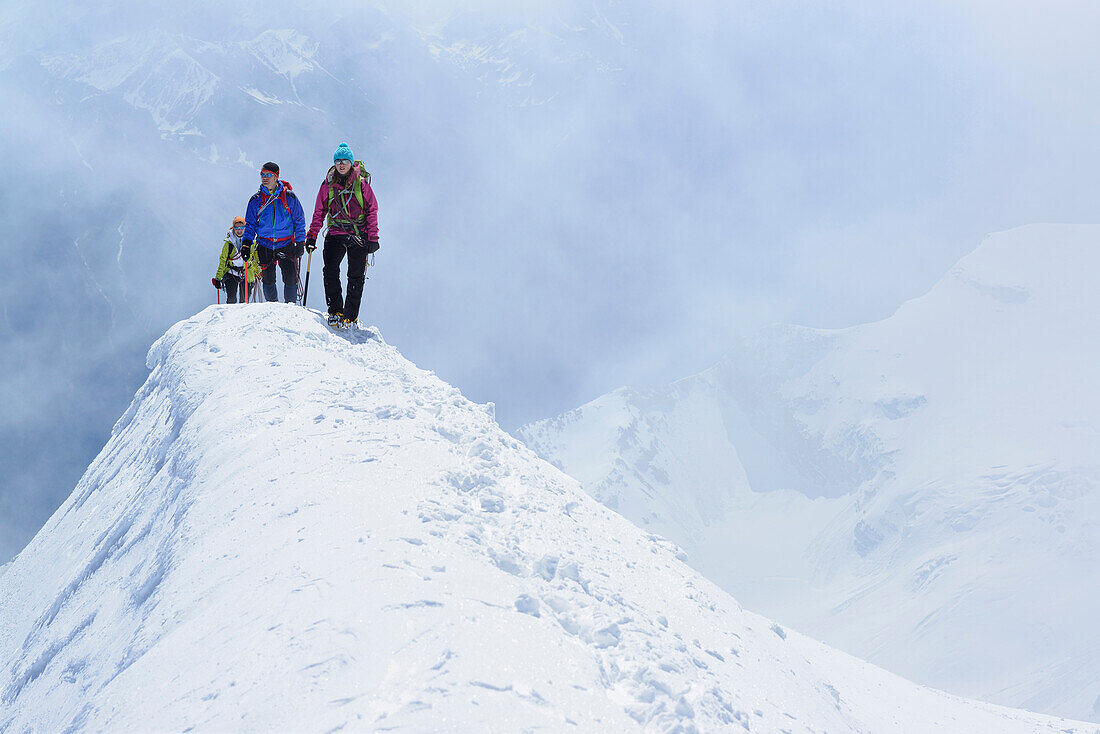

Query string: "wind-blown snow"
[[519, 223, 1100, 722], [0, 304, 1089, 732]]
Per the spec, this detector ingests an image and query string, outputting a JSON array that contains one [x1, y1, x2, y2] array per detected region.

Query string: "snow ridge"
[[0, 305, 1090, 732]]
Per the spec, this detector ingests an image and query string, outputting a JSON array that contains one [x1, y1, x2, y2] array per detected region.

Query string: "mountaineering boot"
[[342, 317, 357, 328], [327, 311, 343, 327]]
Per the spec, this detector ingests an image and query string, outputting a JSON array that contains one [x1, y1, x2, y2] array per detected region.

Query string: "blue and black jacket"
[[243, 180, 307, 250]]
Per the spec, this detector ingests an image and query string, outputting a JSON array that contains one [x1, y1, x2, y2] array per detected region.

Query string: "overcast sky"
[[2, 0, 1099, 562]]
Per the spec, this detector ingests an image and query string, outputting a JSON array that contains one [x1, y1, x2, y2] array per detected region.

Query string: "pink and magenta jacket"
[[307, 164, 379, 243]]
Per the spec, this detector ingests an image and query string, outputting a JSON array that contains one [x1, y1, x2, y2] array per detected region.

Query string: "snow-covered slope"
[[0, 305, 1088, 732], [519, 223, 1100, 722]]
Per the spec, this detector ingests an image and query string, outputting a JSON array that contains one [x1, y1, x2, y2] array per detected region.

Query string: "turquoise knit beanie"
[[333, 142, 354, 163]]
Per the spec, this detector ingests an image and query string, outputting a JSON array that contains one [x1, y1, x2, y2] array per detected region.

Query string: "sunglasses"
[[260, 171, 277, 179], [233, 225, 245, 230]]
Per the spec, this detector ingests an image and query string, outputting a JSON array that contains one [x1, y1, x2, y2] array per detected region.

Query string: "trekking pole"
[[302, 249, 313, 307], [304, 224, 329, 308], [244, 261, 250, 305]]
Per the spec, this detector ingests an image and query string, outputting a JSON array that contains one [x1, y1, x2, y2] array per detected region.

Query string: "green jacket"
[[215, 233, 259, 282]]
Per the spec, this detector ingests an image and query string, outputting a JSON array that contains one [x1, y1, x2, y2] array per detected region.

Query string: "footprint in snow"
[[514, 594, 540, 617], [479, 494, 505, 513]]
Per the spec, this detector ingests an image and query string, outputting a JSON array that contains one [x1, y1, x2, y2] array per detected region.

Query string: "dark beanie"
[[261, 161, 280, 175]]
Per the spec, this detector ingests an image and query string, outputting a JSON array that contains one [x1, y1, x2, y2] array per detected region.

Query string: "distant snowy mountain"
[[519, 223, 1100, 723], [0, 305, 1089, 732]]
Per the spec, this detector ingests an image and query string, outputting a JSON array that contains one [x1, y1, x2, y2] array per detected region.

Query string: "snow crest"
[[0, 305, 1089, 732]]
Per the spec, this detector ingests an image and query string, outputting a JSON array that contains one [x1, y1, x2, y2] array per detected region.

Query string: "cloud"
[[3, 0, 1100, 561]]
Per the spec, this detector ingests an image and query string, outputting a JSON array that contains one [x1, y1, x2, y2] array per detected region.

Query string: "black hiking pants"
[[258, 246, 299, 303], [222, 271, 246, 303], [322, 233, 367, 321]]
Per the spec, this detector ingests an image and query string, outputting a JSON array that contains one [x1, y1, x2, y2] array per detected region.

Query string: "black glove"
[[241, 240, 252, 260], [366, 240, 380, 254], [305, 236, 317, 253], [293, 241, 305, 258], [212, 278, 222, 289]]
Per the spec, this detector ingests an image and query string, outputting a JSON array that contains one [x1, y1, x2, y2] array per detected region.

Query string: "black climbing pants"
[[322, 233, 367, 321], [222, 271, 245, 303], [258, 246, 299, 303]]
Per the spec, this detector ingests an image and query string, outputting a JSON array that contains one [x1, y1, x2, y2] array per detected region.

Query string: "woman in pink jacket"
[[305, 142, 380, 327]]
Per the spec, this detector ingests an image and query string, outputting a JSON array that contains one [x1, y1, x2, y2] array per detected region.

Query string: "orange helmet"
[[232, 216, 246, 228]]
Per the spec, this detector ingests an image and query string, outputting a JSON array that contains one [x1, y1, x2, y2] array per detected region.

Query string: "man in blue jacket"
[[241, 162, 307, 303]]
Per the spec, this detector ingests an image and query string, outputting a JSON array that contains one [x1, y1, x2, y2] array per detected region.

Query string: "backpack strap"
[[257, 185, 291, 219], [352, 160, 371, 210]]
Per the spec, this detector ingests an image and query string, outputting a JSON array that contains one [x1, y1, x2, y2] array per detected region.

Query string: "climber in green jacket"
[[213, 216, 261, 303]]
